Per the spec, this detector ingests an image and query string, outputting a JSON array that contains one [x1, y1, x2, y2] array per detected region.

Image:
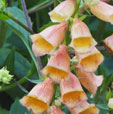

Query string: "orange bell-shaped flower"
[[20, 78, 54, 114], [31, 22, 68, 56], [89, 1, 113, 24], [76, 68, 103, 94], [42, 45, 70, 83], [76, 47, 104, 72], [68, 101, 99, 114], [49, 0, 75, 22], [60, 71, 87, 108], [70, 18, 97, 53]]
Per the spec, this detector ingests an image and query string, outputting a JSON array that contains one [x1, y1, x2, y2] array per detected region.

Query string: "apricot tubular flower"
[[31, 22, 68, 56], [20, 78, 54, 114]]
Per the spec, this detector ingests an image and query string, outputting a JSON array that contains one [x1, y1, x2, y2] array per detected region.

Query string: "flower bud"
[[0, 67, 13, 84]]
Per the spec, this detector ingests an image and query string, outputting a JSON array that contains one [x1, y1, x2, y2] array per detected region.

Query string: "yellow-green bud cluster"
[[0, 67, 13, 84]]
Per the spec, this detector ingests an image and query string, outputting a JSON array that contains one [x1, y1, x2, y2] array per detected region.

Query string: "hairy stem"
[[20, 0, 42, 70], [21, 0, 32, 31], [2, 11, 33, 34]]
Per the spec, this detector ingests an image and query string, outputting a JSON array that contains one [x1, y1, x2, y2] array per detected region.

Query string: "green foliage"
[[10, 99, 31, 114], [0, 107, 9, 114]]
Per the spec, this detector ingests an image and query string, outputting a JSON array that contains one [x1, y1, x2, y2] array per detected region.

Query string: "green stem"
[[54, 0, 59, 7], [72, 0, 81, 18], [28, 1, 54, 14], [22, 39, 41, 79], [0, 21, 7, 47], [0, 68, 33, 91], [50, 83, 58, 105], [2, 11, 34, 34]]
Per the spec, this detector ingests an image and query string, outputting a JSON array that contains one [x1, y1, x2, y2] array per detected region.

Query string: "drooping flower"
[[108, 98, 113, 109], [30, 22, 68, 56], [60, 71, 87, 108], [76, 47, 104, 72], [70, 18, 97, 53], [0, 67, 13, 84], [49, 105, 66, 114], [68, 101, 99, 114], [89, 1, 113, 24], [20, 78, 54, 114], [103, 34, 113, 56], [42, 45, 70, 83], [76, 68, 103, 94], [49, 0, 75, 22]]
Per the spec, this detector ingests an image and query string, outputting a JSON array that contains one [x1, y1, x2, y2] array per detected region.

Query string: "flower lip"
[[20, 96, 48, 114]]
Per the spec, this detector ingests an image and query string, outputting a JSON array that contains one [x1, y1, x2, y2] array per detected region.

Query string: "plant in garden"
[[0, 0, 113, 114]]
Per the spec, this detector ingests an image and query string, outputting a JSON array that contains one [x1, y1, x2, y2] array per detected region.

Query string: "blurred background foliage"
[[0, 0, 113, 114]]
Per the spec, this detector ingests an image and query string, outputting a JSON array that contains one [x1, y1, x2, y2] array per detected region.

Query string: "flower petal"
[[49, 0, 75, 22], [20, 78, 54, 114], [90, 1, 113, 24], [60, 71, 87, 108], [103, 34, 113, 56], [70, 18, 97, 53], [76, 47, 104, 72], [76, 68, 103, 94], [30, 22, 68, 56], [42, 45, 70, 83]]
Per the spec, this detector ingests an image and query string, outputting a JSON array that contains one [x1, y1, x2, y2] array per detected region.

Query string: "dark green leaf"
[[10, 99, 31, 114]]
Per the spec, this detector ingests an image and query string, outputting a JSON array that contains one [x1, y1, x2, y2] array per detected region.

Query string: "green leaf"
[[14, 51, 30, 78], [3, 48, 15, 74], [25, 77, 43, 84], [96, 104, 109, 111], [10, 99, 31, 114], [0, 107, 9, 114], [1, 7, 41, 78]]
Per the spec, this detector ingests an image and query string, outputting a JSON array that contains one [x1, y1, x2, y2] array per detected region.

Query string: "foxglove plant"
[[19, 0, 113, 113]]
